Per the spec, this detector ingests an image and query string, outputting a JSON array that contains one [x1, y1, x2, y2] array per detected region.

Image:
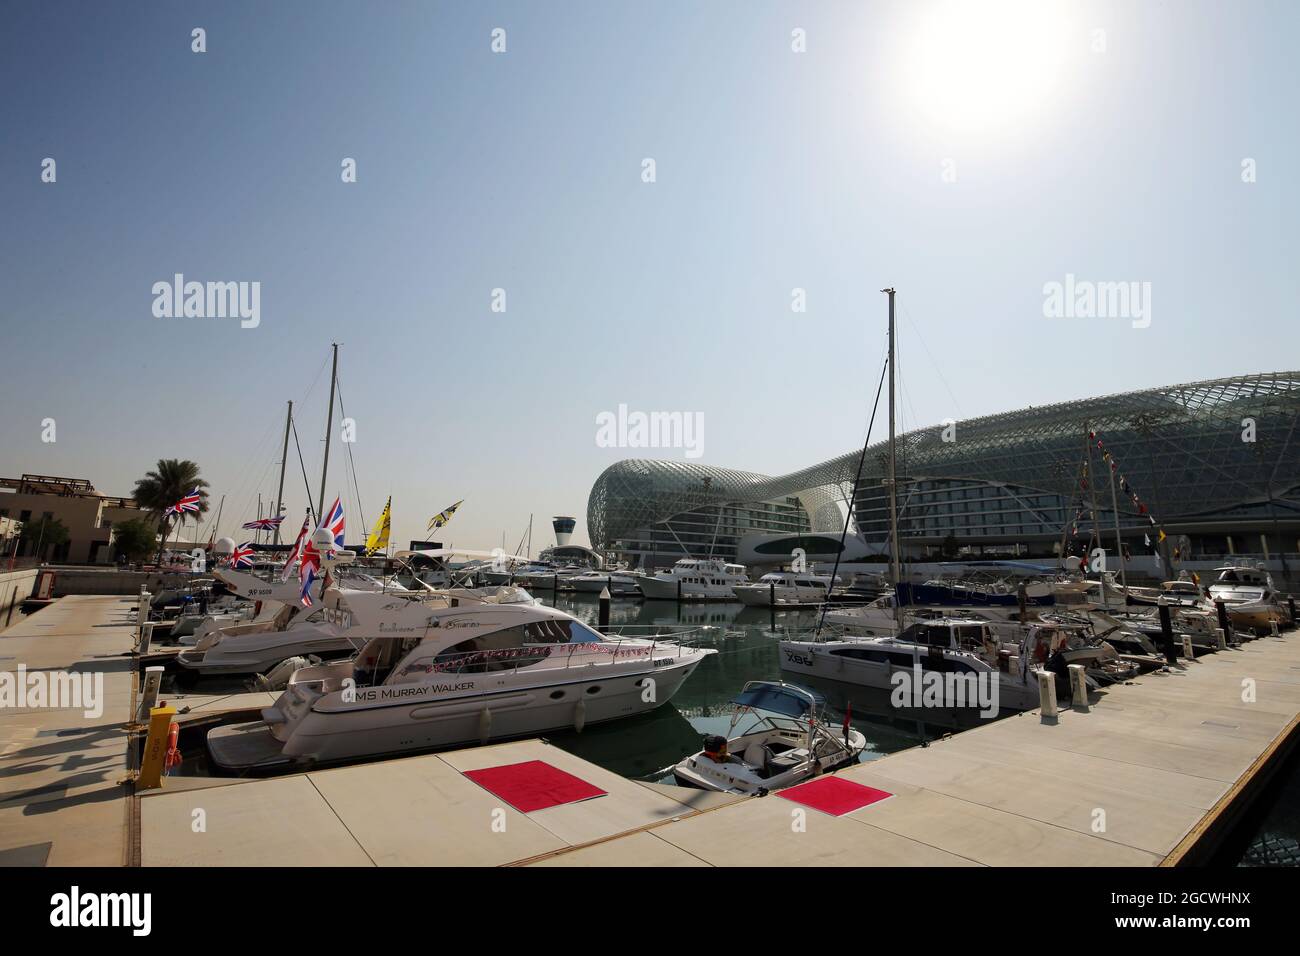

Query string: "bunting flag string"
[[1088, 428, 1168, 556]]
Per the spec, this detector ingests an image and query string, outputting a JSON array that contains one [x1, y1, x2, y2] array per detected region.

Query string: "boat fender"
[[478, 706, 492, 744], [574, 697, 586, 733], [164, 721, 182, 774]]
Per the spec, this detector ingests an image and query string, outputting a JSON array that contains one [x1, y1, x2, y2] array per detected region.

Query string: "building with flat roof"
[[0, 474, 144, 564], [587, 372, 1300, 578]]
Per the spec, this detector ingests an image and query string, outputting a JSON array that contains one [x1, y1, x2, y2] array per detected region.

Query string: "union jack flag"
[[228, 541, 255, 570], [299, 563, 317, 608], [280, 515, 312, 581], [168, 488, 202, 515], [320, 496, 345, 550], [300, 536, 323, 577], [241, 516, 285, 531]]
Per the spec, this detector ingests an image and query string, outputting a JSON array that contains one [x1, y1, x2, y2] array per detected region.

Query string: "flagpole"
[[1084, 427, 1109, 605]]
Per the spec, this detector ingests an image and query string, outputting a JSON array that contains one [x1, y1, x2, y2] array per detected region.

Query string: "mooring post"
[[1157, 598, 1177, 666], [1215, 599, 1235, 644], [1182, 634, 1195, 660], [1215, 626, 1228, 651], [1270, 619, 1280, 638], [598, 586, 611, 629], [1037, 669, 1058, 720], [138, 704, 176, 791], [676, 578, 682, 603], [1068, 663, 1088, 710]]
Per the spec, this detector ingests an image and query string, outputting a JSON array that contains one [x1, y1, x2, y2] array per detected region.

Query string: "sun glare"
[[904, 0, 1071, 135]]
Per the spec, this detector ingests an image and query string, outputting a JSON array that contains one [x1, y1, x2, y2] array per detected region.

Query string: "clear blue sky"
[[2, 1, 1297, 551]]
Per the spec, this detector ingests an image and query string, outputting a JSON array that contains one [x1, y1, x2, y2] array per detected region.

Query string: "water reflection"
[[539, 593, 989, 780]]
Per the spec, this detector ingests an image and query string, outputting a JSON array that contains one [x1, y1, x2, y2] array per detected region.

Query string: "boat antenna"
[[814, 352, 889, 639]]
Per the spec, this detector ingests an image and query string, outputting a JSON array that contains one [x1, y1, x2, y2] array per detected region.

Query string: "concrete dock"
[[2, 594, 1298, 866]]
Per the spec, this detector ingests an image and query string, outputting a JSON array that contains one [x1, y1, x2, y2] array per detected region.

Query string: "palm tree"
[[130, 459, 210, 559]]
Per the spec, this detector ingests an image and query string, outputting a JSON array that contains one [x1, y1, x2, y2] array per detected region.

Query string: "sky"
[[1, 0, 1297, 553]]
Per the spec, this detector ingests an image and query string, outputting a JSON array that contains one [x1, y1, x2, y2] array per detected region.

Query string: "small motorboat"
[[672, 681, 865, 795]]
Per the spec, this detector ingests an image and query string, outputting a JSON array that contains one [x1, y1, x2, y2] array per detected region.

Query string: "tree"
[[19, 515, 70, 562], [129, 459, 210, 557], [111, 517, 159, 564]]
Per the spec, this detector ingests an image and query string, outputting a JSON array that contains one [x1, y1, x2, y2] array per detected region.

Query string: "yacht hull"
[[207, 654, 706, 770]]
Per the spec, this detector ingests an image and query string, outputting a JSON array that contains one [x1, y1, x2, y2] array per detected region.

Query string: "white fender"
[[574, 696, 586, 733], [478, 706, 492, 744]]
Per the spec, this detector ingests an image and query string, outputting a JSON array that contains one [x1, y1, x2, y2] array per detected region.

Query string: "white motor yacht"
[[1206, 564, 1285, 634], [206, 591, 715, 771], [672, 681, 864, 794], [733, 571, 841, 607], [638, 558, 749, 601], [569, 570, 643, 597]]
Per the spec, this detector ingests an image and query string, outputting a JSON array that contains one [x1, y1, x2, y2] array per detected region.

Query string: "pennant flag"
[[320, 497, 346, 550], [1157, 528, 1167, 543], [280, 514, 312, 581], [242, 516, 285, 531], [366, 496, 392, 555], [427, 499, 464, 533], [168, 488, 202, 515], [228, 541, 255, 569]]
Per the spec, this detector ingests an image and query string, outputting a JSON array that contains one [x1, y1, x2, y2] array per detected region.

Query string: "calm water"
[[535, 593, 965, 781]]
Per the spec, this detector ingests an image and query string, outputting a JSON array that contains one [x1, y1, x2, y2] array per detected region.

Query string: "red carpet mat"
[[463, 759, 608, 812], [776, 777, 893, 816]]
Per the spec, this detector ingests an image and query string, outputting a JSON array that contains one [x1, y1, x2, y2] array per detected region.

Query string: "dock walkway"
[[2, 595, 1297, 866]]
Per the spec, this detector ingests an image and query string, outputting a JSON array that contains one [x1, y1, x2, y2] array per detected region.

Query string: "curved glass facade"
[[588, 372, 1300, 568]]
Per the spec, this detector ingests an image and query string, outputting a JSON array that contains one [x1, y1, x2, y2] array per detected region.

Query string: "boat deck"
[[2, 594, 1297, 866]]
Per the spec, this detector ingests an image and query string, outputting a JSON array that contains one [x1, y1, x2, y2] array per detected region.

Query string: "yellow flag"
[[366, 496, 391, 555], [1157, 528, 1167, 543], [427, 499, 463, 533]]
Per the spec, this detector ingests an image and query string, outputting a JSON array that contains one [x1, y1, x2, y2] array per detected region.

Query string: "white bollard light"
[[1215, 627, 1227, 651], [1037, 669, 1058, 720], [137, 621, 155, 655], [137, 666, 164, 723], [1068, 663, 1088, 710], [1182, 635, 1195, 660], [1271, 620, 1280, 638]]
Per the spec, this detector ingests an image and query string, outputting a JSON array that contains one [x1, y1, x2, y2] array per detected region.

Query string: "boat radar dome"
[[552, 516, 576, 547], [213, 537, 235, 556]]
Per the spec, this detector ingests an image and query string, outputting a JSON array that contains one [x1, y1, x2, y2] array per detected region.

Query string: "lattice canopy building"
[[586, 373, 1300, 572]]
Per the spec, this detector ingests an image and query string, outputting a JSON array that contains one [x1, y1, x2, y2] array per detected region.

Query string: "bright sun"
[[903, 0, 1072, 135]]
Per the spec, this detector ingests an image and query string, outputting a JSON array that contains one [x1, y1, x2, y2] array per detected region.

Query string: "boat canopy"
[[732, 682, 823, 718]]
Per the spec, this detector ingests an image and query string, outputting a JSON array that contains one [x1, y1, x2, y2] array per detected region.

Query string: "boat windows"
[[829, 647, 893, 664]]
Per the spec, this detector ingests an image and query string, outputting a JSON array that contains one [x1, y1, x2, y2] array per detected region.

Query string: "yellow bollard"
[[138, 705, 176, 790]]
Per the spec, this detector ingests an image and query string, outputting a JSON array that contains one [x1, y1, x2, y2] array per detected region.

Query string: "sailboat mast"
[[1084, 426, 1109, 604], [884, 288, 902, 626], [317, 343, 339, 521], [274, 400, 292, 544], [1106, 447, 1130, 588]]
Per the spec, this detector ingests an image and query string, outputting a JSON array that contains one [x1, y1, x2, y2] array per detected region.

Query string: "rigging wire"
[[290, 418, 320, 527], [334, 375, 367, 536], [815, 355, 890, 639]]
